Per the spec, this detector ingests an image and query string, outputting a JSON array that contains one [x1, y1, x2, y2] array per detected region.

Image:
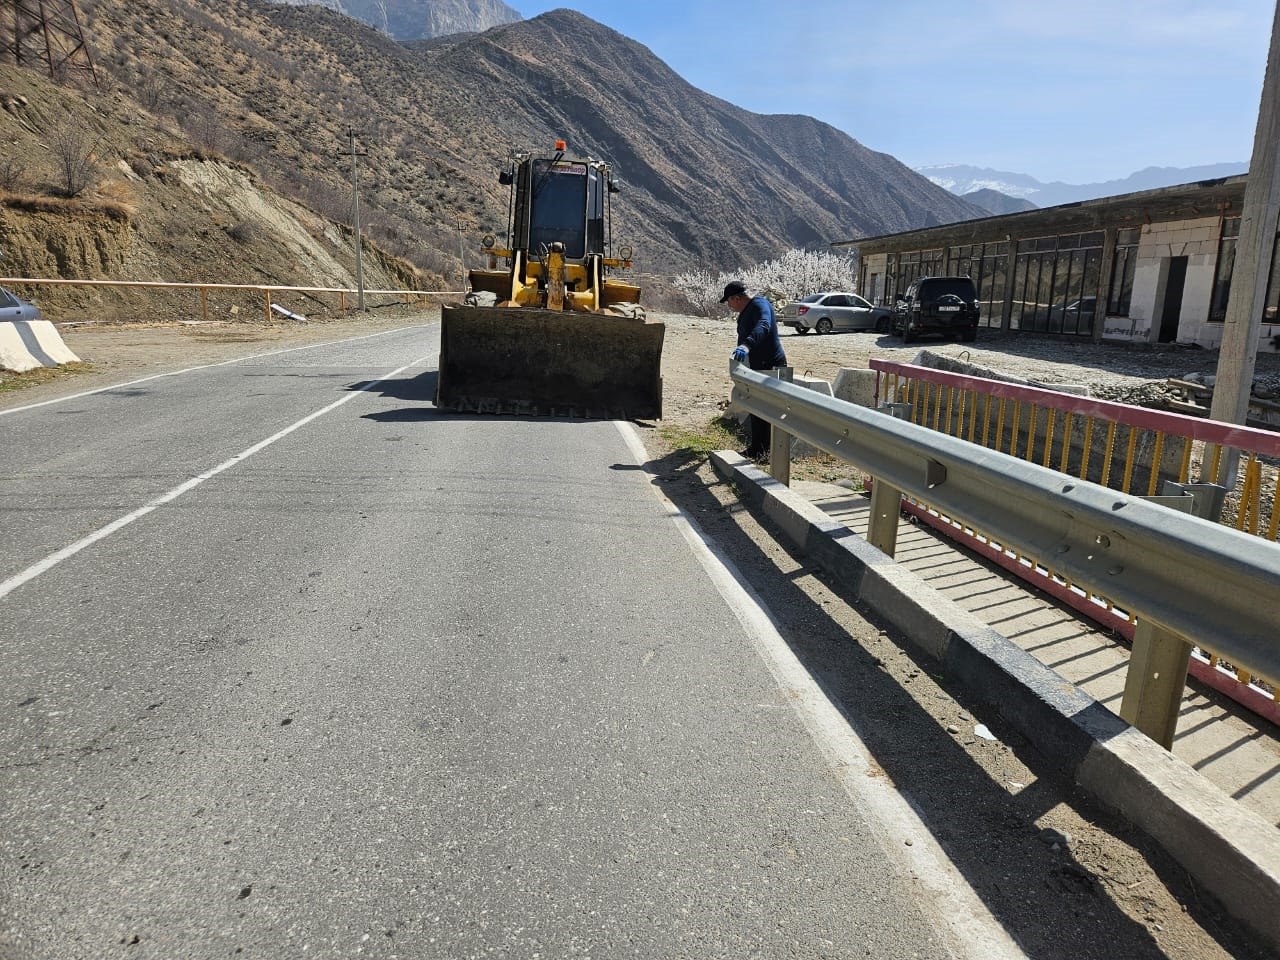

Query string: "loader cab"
[[512, 155, 607, 261]]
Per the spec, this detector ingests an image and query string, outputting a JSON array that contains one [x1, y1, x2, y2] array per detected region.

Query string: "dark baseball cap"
[[719, 280, 747, 303]]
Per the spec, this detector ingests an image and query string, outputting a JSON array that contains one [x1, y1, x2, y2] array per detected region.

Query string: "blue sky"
[[516, 0, 1275, 185]]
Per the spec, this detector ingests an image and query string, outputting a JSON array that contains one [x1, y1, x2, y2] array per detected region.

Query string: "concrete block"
[[0, 322, 41, 372], [793, 374, 832, 397], [1079, 729, 1280, 950], [790, 375, 834, 458], [0, 320, 80, 371], [833, 368, 878, 407]]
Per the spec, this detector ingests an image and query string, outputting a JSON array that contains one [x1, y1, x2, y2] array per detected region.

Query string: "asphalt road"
[[0, 325, 1023, 958]]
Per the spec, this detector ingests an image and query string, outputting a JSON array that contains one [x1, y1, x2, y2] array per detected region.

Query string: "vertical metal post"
[[1092, 226, 1117, 344], [457, 223, 467, 291], [199, 287, 208, 323], [769, 367, 793, 485], [867, 402, 911, 556], [262, 289, 272, 324], [1120, 623, 1194, 749], [1001, 237, 1018, 333], [1120, 482, 1225, 748]]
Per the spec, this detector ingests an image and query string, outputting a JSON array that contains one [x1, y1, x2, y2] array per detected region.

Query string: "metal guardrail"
[[869, 359, 1280, 726], [730, 360, 1280, 746], [0, 277, 463, 323], [871, 359, 1280, 541]]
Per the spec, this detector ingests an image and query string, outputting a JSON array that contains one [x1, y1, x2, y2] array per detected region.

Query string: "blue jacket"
[[736, 296, 787, 370]]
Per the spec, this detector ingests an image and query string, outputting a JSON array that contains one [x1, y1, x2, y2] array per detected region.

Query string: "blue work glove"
[[732, 346, 748, 363]]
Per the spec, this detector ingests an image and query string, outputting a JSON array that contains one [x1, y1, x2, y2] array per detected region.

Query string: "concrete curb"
[[710, 449, 1280, 951], [0, 320, 80, 372]]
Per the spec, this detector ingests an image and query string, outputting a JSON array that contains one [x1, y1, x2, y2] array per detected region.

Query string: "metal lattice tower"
[[4, 0, 98, 85]]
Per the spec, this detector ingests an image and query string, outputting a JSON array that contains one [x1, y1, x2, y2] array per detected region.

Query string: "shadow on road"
[[635, 445, 1264, 960]]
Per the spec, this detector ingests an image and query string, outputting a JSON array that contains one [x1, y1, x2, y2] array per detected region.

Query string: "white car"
[[779, 291, 893, 335], [0, 286, 42, 322]]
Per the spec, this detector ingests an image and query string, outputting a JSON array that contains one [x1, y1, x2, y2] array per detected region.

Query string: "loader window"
[[529, 161, 588, 258]]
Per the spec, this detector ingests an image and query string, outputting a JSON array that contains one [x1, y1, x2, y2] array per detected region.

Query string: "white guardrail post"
[[729, 362, 1280, 747], [769, 367, 793, 486]]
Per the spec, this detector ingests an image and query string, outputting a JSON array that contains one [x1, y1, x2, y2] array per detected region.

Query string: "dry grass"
[[0, 190, 134, 222], [0, 361, 94, 394]]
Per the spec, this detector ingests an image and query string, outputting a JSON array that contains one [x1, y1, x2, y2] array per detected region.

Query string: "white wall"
[[1119, 217, 1222, 346]]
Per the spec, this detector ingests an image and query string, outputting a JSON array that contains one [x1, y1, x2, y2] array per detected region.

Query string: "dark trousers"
[[747, 414, 770, 457]]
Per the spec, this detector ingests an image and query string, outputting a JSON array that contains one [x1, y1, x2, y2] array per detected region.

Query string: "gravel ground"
[[649, 310, 1280, 429]]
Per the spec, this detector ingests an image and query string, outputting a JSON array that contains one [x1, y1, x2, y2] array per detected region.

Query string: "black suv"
[[893, 276, 980, 343]]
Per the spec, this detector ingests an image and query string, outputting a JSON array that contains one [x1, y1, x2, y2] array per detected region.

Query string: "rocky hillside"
[[267, 0, 520, 40], [2, 0, 982, 317], [0, 64, 420, 322]]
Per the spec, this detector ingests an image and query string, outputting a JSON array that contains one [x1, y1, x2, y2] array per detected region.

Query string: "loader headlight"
[[619, 244, 633, 260], [481, 234, 495, 249]]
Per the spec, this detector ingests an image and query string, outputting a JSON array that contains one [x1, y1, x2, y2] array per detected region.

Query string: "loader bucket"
[[436, 305, 664, 419]]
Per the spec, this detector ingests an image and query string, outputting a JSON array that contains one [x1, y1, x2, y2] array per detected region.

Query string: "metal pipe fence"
[[0, 277, 464, 323]]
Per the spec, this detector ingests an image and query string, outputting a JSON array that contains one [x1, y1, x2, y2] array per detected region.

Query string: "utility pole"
[[1210, 1, 1280, 483], [457, 222, 466, 291], [340, 127, 368, 312]]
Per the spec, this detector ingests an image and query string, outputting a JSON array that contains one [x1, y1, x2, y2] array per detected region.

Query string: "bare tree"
[[0, 156, 25, 192], [48, 123, 97, 197]]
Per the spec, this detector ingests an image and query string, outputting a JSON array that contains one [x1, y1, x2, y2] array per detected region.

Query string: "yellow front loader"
[[436, 143, 664, 419]]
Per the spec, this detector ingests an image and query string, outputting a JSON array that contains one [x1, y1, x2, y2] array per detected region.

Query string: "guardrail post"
[[770, 367, 793, 486], [1120, 623, 1195, 749], [199, 287, 209, 323], [867, 402, 912, 556], [1121, 481, 1227, 748], [262, 289, 272, 324]]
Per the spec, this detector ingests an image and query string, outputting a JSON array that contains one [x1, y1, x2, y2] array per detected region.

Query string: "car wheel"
[[875, 316, 890, 334], [961, 328, 977, 342], [902, 325, 917, 344], [816, 318, 833, 335]]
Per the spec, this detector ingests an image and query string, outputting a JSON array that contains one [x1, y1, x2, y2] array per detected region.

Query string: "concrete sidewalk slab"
[[711, 450, 1280, 952]]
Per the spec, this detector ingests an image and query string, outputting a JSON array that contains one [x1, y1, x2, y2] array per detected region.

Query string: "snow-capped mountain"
[[917, 162, 1247, 208]]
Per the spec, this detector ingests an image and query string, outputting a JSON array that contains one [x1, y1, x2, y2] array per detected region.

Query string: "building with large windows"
[[834, 175, 1280, 350]]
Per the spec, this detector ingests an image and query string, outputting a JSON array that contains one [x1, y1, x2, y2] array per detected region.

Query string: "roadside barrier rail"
[[870, 359, 1280, 538], [867, 359, 1280, 725], [730, 360, 1280, 745], [0, 277, 464, 323]]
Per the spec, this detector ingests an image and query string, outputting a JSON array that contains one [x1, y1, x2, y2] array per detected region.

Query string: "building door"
[[1158, 256, 1188, 343]]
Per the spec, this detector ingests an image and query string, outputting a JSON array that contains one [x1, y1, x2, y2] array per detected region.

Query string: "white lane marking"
[[0, 324, 430, 417], [0, 355, 434, 601], [613, 421, 1026, 960]]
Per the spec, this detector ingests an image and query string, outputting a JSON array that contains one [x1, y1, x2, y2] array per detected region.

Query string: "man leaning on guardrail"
[[726, 280, 787, 463]]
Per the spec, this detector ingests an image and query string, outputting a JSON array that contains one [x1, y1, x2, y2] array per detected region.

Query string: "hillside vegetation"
[[1, 0, 982, 320]]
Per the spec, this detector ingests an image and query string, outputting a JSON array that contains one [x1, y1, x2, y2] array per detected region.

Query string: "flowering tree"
[[672, 249, 859, 317]]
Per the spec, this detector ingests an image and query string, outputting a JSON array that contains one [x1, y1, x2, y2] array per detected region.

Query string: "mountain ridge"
[[266, 0, 521, 40], [3, 0, 982, 297], [919, 161, 1248, 208]]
